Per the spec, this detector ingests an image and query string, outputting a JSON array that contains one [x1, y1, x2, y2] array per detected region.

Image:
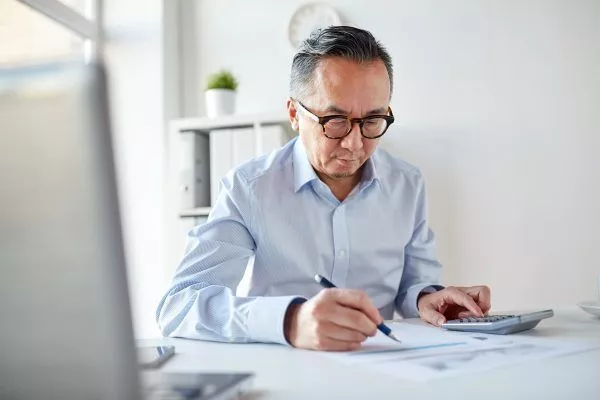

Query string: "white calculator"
[[442, 309, 554, 334]]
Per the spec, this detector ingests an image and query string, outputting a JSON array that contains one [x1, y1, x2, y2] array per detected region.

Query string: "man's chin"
[[322, 158, 366, 179], [328, 168, 358, 179]]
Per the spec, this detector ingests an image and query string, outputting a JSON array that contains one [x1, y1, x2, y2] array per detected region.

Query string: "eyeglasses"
[[295, 100, 395, 139]]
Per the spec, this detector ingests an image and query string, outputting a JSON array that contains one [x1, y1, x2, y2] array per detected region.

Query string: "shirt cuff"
[[401, 284, 444, 317], [247, 296, 306, 345]]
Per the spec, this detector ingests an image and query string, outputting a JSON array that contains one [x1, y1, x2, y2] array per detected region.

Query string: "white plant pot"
[[205, 89, 236, 118]]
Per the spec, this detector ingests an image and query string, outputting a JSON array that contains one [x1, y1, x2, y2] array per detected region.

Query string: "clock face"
[[288, 3, 342, 49]]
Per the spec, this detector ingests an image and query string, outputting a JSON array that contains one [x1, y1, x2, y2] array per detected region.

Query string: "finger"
[[327, 289, 383, 325], [464, 286, 492, 313], [443, 288, 483, 317], [313, 336, 362, 352], [319, 321, 369, 342], [418, 301, 447, 326], [457, 310, 483, 319], [327, 306, 378, 337]]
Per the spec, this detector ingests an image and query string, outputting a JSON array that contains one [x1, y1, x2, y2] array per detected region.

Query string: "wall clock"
[[288, 3, 342, 49]]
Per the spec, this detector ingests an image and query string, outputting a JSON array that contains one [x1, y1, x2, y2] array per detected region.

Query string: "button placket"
[[331, 205, 349, 285]]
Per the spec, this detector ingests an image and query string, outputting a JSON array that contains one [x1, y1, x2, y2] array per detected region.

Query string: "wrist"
[[283, 302, 303, 346], [417, 291, 433, 312], [417, 285, 443, 312]]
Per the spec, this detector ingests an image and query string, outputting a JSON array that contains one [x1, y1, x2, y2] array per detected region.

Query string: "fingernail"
[[437, 318, 445, 326]]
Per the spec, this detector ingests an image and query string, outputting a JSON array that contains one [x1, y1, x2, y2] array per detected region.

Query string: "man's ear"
[[286, 98, 299, 131]]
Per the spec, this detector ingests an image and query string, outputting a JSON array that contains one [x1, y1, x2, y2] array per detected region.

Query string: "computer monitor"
[[0, 62, 254, 400], [0, 62, 142, 399]]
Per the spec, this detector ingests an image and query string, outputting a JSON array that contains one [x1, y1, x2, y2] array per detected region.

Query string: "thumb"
[[419, 305, 447, 327]]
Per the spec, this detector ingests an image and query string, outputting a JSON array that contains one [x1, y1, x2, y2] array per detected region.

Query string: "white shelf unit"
[[178, 207, 212, 218], [169, 112, 292, 219], [171, 112, 289, 134]]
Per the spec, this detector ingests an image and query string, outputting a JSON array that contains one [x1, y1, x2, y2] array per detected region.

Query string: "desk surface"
[[140, 307, 600, 399]]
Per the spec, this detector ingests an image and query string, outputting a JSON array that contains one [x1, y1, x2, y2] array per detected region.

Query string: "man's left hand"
[[417, 286, 491, 327]]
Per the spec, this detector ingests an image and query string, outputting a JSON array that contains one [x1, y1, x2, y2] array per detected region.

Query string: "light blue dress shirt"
[[156, 137, 443, 345]]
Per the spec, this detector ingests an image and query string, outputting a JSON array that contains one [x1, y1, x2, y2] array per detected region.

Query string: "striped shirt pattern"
[[156, 137, 442, 344]]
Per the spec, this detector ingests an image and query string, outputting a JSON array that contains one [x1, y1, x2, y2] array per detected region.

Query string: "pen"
[[313, 274, 401, 343]]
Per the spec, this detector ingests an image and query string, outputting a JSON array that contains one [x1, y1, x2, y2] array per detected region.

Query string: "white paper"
[[323, 322, 600, 381], [340, 323, 476, 358]]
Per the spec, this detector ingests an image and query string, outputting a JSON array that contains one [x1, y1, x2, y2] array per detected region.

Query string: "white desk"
[[140, 307, 600, 399]]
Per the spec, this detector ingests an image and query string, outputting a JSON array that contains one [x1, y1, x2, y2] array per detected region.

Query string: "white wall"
[[104, 0, 165, 338], [186, 0, 600, 310]]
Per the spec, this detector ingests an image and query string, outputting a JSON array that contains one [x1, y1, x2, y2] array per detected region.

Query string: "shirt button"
[[338, 249, 346, 257]]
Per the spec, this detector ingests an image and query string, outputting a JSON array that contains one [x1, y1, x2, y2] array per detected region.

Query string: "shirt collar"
[[360, 153, 379, 187], [293, 138, 319, 192], [292, 138, 381, 193]]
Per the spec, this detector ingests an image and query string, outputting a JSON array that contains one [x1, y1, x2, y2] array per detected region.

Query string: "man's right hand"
[[284, 288, 383, 351]]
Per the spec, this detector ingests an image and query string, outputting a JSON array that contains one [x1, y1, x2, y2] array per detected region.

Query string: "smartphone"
[[137, 345, 175, 369]]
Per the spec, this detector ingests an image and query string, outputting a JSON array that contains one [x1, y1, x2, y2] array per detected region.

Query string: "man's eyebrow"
[[366, 107, 388, 115], [323, 104, 388, 115], [323, 104, 349, 114]]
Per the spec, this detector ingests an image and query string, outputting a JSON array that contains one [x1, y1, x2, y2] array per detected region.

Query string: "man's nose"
[[340, 122, 363, 152]]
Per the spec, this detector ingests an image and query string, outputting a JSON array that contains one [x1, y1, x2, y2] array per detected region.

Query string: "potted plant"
[[204, 69, 238, 118]]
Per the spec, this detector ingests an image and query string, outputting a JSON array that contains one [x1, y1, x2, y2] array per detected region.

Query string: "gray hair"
[[290, 26, 394, 100]]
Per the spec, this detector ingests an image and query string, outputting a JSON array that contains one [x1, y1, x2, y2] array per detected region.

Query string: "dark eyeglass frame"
[[294, 99, 395, 139]]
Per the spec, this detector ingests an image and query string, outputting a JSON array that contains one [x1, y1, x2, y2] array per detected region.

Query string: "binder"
[[178, 134, 210, 209]]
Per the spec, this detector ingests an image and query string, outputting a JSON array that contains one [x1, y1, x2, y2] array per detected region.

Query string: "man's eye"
[[326, 119, 347, 127]]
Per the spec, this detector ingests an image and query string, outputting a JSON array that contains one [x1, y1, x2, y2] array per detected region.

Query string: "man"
[[157, 26, 491, 351]]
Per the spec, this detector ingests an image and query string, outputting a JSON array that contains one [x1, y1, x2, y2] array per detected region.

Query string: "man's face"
[[289, 57, 391, 181]]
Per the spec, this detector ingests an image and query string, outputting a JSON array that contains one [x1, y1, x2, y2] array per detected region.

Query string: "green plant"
[[205, 69, 238, 91]]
